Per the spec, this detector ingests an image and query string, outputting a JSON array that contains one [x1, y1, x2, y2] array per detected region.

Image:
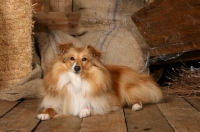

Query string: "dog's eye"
[[82, 58, 87, 61], [70, 57, 75, 61]]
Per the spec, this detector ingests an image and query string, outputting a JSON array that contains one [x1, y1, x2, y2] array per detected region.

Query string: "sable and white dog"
[[37, 43, 163, 120]]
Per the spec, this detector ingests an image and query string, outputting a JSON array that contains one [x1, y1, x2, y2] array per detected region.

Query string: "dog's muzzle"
[[74, 65, 81, 74]]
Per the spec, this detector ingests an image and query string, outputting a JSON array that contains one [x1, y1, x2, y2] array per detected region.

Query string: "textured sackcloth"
[[0, 0, 151, 101], [73, 0, 149, 73], [34, 30, 84, 76]]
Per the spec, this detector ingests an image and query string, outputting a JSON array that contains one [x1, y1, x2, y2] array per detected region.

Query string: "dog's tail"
[[138, 81, 163, 104], [122, 76, 163, 105]]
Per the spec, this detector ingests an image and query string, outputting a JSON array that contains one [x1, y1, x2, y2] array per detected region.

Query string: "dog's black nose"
[[74, 65, 81, 73]]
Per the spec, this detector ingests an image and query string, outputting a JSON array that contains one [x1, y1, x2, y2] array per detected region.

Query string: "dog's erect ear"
[[86, 45, 106, 69], [86, 45, 102, 60], [59, 43, 73, 54]]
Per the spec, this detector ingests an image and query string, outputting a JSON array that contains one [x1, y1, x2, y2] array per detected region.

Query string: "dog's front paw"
[[132, 103, 142, 111], [37, 114, 50, 120], [79, 108, 90, 118]]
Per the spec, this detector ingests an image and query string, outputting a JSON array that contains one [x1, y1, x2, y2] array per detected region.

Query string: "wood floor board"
[[0, 100, 19, 117], [0, 96, 200, 132], [124, 104, 173, 132], [35, 116, 81, 132], [79, 109, 127, 132], [0, 99, 40, 131], [157, 97, 200, 132], [184, 97, 200, 111]]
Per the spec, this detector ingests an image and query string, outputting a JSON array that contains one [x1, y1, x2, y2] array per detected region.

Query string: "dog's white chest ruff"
[[58, 71, 90, 92], [58, 72, 91, 116]]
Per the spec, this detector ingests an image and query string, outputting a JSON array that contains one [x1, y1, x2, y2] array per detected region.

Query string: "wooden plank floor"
[[0, 96, 199, 132]]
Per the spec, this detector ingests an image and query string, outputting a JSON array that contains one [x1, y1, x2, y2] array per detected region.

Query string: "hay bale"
[[0, 0, 33, 89]]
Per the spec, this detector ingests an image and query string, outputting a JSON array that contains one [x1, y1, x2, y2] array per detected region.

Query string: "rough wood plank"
[[32, 0, 55, 12], [32, 0, 72, 12], [0, 99, 40, 131], [157, 97, 200, 132], [80, 109, 127, 132], [49, 0, 72, 12], [150, 50, 200, 65], [0, 100, 19, 117], [132, 0, 200, 57], [35, 116, 81, 132], [33, 12, 80, 34], [185, 97, 200, 111], [124, 104, 173, 132]]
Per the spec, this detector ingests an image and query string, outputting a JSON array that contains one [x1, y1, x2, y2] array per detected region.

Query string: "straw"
[[0, 0, 33, 89]]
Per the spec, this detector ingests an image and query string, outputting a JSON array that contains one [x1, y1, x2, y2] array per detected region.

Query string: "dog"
[[37, 43, 163, 120]]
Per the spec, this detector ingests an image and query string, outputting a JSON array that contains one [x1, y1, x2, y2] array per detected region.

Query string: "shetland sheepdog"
[[37, 43, 163, 120]]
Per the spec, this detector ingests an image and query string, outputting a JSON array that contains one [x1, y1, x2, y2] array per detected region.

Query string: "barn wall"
[[32, 0, 79, 35]]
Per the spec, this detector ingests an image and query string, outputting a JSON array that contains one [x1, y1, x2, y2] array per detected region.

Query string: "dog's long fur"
[[37, 43, 163, 120]]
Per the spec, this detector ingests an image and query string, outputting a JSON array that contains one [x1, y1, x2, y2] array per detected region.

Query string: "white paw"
[[37, 114, 50, 120], [132, 103, 142, 111], [79, 108, 90, 118]]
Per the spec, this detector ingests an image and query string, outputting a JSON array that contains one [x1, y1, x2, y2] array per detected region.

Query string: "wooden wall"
[[32, 0, 79, 35], [132, 0, 200, 58], [32, 0, 72, 12]]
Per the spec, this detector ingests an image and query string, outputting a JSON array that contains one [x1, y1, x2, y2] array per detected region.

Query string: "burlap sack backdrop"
[[0, 0, 44, 101], [0, 0, 150, 101], [74, 0, 149, 73], [34, 30, 84, 76]]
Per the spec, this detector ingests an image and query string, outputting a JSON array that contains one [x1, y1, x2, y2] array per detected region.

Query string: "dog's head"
[[58, 43, 104, 75]]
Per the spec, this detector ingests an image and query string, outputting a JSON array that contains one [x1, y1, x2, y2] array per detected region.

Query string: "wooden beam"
[[32, 0, 72, 12], [33, 12, 80, 34], [132, 0, 200, 57], [49, 0, 72, 12], [150, 50, 200, 65]]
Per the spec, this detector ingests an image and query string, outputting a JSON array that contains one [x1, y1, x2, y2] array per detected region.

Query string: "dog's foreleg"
[[37, 108, 57, 120]]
